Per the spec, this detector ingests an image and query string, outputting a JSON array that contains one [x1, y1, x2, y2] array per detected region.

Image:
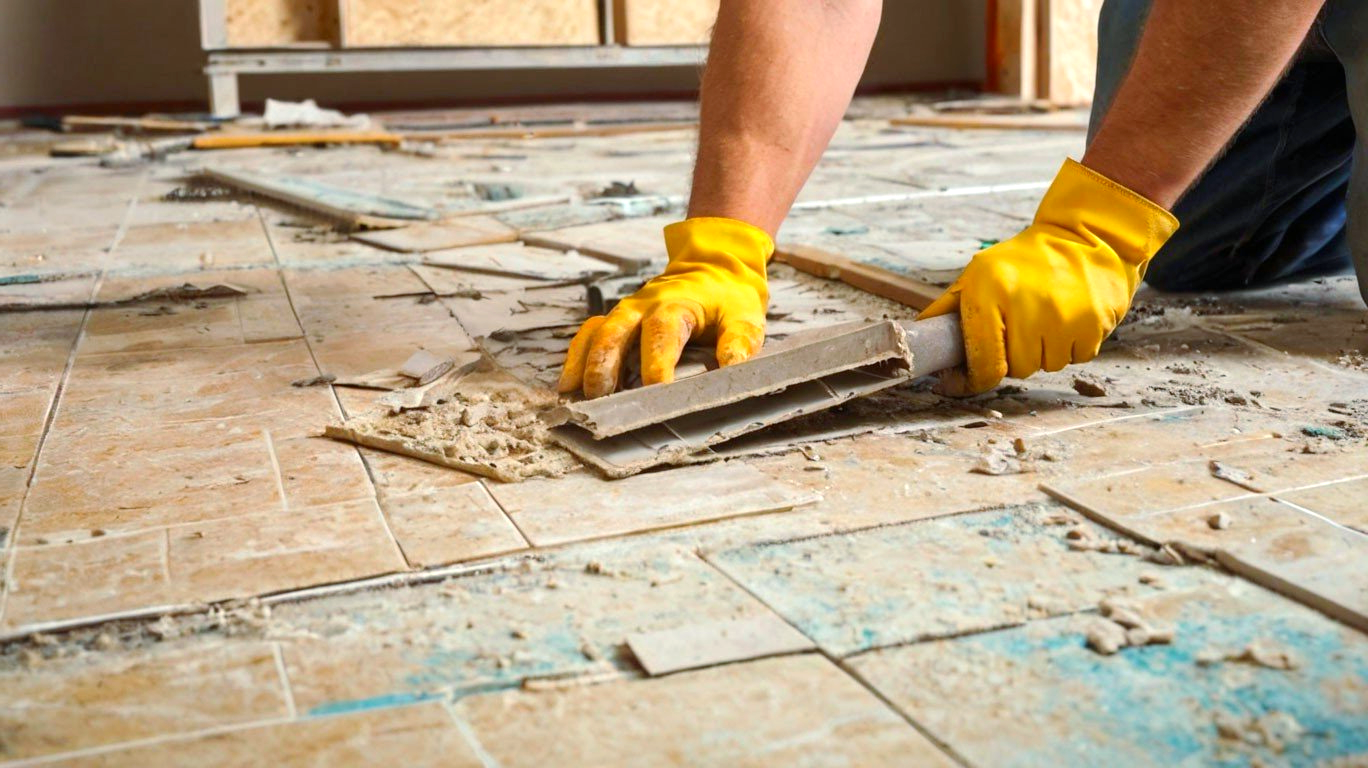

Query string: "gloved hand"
[[558, 217, 772, 398], [919, 158, 1179, 395]]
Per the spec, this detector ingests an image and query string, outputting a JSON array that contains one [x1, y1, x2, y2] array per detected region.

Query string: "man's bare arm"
[[687, 0, 883, 235], [1084, 0, 1327, 208]]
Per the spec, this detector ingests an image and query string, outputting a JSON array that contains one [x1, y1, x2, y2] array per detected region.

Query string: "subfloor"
[[1, 97, 1366, 766]]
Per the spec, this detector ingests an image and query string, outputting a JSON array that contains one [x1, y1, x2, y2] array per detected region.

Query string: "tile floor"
[[0, 99, 1364, 766]]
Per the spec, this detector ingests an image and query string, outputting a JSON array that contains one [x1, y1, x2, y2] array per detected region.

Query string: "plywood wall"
[[1039, 0, 1103, 106], [615, 0, 719, 46], [225, 0, 338, 46], [342, 0, 599, 47]]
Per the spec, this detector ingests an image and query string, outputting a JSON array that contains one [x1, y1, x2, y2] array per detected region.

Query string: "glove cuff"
[[1036, 159, 1180, 266], [664, 217, 774, 277]]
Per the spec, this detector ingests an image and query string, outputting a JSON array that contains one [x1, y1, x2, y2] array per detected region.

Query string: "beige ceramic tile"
[[274, 436, 374, 510], [110, 219, 275, 272], [95, 267, 286, 303], [56, 702, 482, 768], [453, 655, 955, 768], [489, 462, 821, 547], [0, 388, 52, 439], [1044, 460, 1259, 521], [362, 449, 484, 498], [22, 431, 282, 543], [0, 433, 38, 527], [283, 264, 431, 301], [381, 481, 527, 568], [3, 531, 171, 629], [1278, 477, 1368, 531], [238, 295, 303, 343], [167, 499, 406, 602], [79, 302, 246, 356], [0, 642, 289, 760], [1216, 448, 1368, 494]]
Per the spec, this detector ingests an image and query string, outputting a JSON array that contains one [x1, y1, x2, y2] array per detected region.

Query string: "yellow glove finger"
[[917, 285, 960, 319], [582, 308, 643, 399], [961, 296, 1010, 395], [715, 314, 765, 368], [557, 315, 606, 394], [640, 302, 701, 386], [1071, 329, 1107, 365]]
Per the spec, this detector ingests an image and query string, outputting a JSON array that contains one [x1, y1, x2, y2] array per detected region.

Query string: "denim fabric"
[[1088, 0, 1366, 303]]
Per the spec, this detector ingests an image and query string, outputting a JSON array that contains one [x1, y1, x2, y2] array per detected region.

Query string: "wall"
[[0, 0, 985, 113]]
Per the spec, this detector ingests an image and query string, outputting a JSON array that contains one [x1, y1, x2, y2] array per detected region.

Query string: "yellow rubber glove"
[[558, 217, 772, 398], [919, 158, 1179, 394]]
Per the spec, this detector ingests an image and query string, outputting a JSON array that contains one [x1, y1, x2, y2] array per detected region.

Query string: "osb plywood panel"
[[226, 0, 338, 46], [1041, 0, 1103, 106], [615, 0, 718, 45], [343, 0, 599, 47]]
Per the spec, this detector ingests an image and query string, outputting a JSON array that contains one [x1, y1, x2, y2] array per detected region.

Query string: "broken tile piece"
[[626, 613, 815, 676], [453, 655, 956, 767], [352, 215, 517, 252], [488, 462, 820, 547]]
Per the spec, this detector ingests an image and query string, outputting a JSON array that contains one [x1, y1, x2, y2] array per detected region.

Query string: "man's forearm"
[[687, 0, 882, 235], [1084, 0, 1326, 208]]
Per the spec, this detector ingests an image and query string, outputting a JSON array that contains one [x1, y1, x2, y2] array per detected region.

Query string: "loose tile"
[[453, 655, 955, 767], [707, 504, 1218, 656], [167, 499, 406, 602], [56, 702, 482, 768], [848, 581, 1368, 768], [488, 462, 821, 547], [0, 643, 289, 760], [381, 481, 527, 568], [626, 613, 815, 676]]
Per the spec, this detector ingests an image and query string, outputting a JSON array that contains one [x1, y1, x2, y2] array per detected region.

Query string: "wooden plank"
[[889, 111, 1088, 132], [343, 0, 599, 46], [986, 0, 1038, 100], [615, 0, 719, 45], [1039, 0, 1104, 106], [775, 244, 944, 310], [192, 130, 402, 150]]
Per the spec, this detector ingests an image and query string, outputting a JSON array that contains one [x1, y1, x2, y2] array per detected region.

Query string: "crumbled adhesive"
[[326, 374, 580, 483], [1084, 597, 1175, 655]]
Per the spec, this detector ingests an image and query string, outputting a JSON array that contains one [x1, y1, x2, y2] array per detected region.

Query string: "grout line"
[[263, 429, 289, 512], [0, 716, 297, 767], [159, 529, 172, 584], [272, 642, 299, 720], [442, 702, 504, 768], [477, 480, 533, 548]]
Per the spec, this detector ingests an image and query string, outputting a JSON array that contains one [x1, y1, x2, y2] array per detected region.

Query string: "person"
[[559, 0, 1365, 399]]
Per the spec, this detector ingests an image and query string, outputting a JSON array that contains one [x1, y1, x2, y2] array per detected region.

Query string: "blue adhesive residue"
[[308, 691, 438, 717]]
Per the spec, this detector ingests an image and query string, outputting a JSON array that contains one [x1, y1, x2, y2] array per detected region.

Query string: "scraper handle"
[[902, 314, 966, 378]]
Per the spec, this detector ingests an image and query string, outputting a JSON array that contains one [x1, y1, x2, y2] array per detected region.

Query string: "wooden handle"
[[192, 131, 402, 150]]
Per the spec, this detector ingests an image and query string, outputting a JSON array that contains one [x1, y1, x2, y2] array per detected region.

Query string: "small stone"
[[1207, 512, 1231, 530], [1072, 376, 1108, 398], [1085, 620, 1128, 655]]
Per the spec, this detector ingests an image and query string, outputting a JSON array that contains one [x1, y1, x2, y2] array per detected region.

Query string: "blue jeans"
[[1089, 0, 1368, 303]]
